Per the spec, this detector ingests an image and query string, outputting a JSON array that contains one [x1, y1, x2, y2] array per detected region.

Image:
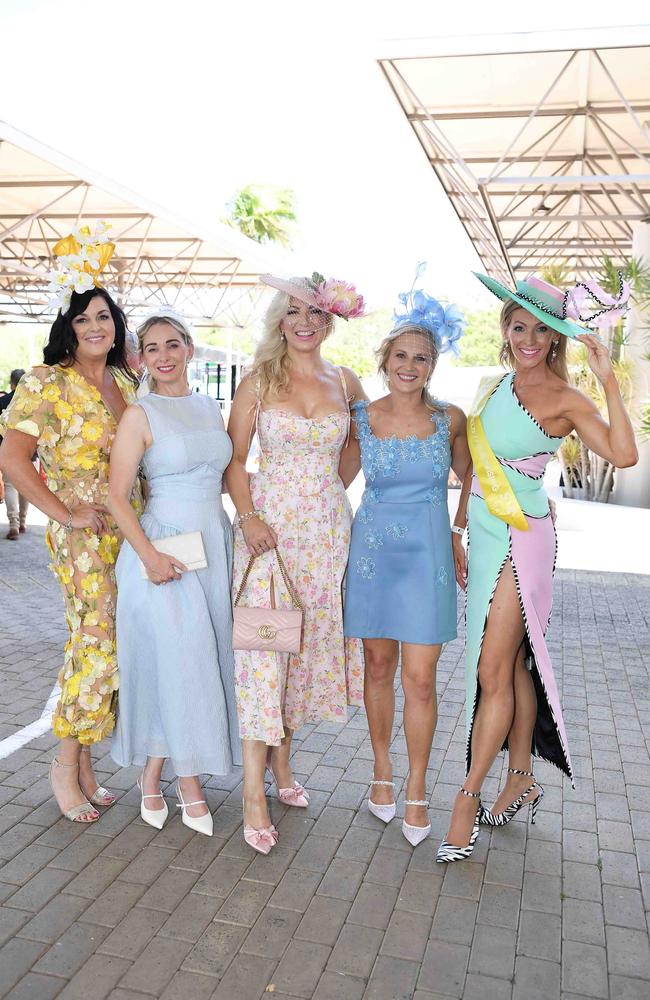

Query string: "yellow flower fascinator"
[[47, 221, 116, 313]]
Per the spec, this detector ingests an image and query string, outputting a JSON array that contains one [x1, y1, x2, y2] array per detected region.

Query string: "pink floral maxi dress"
[[232, 398, 364, 745]]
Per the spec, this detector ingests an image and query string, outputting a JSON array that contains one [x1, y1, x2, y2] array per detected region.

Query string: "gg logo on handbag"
[[232, 547, 303, 653]]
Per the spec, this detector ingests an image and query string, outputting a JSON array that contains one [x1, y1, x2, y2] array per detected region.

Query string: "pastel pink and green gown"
[[466, 372, 573, 783]]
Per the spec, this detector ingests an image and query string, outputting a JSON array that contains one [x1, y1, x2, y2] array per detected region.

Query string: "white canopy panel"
[[0, 121, 290, 325], [379, 31, 650, 281]]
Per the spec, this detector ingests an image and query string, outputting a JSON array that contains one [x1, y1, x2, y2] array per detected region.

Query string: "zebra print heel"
[[480, 768, 544, 827], [436, 788, 481, 864]]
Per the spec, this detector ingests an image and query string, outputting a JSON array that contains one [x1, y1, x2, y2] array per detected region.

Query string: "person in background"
[[0, 369, 29, 539]]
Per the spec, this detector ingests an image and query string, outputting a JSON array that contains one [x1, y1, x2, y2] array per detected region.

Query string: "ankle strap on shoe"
[[508, 767, 534, 777], [460, 787, 481, 798], [404, 799, 429, 807], [371, 779, 395, 787]]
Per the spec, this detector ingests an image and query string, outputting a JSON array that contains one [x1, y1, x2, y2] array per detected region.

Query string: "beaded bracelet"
[[61, 507, 73, 534], [237, 509, 262, 527]]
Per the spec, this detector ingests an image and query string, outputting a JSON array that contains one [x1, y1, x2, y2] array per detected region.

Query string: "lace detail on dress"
[[352, 400, 451, 485]]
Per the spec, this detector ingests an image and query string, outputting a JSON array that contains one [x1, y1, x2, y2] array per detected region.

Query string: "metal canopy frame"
[[379, 40, 650, 282], [0, 121, 289, 326]]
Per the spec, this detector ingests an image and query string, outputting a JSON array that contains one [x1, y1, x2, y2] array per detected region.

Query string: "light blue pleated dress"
[[112, 392, 242, 776], [344, 400, 457, 645]]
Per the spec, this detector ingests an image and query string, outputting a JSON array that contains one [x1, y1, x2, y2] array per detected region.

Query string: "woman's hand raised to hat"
[[575, 332, 614, 386], [242, 515, 278, 557]]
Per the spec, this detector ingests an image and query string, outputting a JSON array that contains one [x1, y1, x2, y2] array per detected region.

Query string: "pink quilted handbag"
[[232, 548, 303, 652]]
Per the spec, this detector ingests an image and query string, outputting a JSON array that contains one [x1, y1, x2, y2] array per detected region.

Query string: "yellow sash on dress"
[[467, 375, 528, 532]]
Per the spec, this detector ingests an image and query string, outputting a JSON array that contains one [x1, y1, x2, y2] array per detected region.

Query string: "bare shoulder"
[[119, 402, 149, 431], [338, 365, 366, 402], [446, 403, 467, 436], [446, 402, 467, 427], [231, 373, 260, 412], [555, 380, 596, 417]]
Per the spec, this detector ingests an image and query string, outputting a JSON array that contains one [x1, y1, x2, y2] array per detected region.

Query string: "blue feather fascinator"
[[391, 262, 465, 356]]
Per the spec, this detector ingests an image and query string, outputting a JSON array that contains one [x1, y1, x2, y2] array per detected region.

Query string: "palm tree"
[[223, 184, 296, 248]]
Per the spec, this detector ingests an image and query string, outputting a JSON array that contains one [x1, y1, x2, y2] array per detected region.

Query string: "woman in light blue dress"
[[108, 309, 240, 837], [344, 286, 470, 845]]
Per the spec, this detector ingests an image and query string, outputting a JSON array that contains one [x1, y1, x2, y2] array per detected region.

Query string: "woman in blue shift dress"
[[344, 286, 470, 845]]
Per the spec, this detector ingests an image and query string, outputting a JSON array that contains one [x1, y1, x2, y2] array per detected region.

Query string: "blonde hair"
[[249, 288, 334, 401], [136, 311, 193, 391], [500, 299, 569, 383], [376, 324, 443, 412]]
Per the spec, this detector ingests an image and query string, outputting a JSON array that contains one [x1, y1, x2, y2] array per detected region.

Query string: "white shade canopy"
[[0, 121, 291, 326], [379, 29, 650, 281]]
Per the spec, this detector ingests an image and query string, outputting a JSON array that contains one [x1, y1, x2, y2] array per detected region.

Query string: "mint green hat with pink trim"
[[474, 271, 630, 339]]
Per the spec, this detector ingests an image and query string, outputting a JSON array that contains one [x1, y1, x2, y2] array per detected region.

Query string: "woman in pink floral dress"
[[225, 272, 366, 853]]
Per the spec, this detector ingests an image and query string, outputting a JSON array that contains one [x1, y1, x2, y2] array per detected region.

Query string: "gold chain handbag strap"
[[234, 548, 303, 611]]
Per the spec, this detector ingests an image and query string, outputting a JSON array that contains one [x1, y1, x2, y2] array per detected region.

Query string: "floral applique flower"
[[364, 529, 384, 550], [385, 522, 408, 539], [357, 557, 376, 580], [425, 487, 446, 507]]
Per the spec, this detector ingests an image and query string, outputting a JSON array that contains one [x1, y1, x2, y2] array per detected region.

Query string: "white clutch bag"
[[138, 531, 207, 578]]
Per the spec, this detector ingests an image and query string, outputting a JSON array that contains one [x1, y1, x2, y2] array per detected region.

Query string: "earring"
[[551, 341, 559, 361]]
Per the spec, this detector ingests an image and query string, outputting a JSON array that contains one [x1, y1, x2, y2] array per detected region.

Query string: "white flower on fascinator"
[[47, 220, 116, 312]]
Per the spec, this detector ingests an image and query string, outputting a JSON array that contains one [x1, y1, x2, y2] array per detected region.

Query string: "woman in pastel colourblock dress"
[[225, 272, 366, 853], [0, 287, 141, 824], [108, 311, 241, 837], [438, 274, 637, 864], [344, 296, 470, 846]]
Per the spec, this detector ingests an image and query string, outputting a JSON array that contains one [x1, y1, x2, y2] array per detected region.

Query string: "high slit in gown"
[[465, 372, 573, 785]]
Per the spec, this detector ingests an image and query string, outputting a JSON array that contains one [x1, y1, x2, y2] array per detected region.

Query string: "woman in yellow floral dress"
[[0, 287, 140, 823]]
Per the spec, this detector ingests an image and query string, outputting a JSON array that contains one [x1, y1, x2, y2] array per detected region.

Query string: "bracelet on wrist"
[[237, 509, 262, 527], [61, 507, 73, 534], [451, 525, 465, 537]]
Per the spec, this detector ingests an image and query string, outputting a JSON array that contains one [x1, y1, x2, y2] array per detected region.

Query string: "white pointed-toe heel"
[[368, 779, 396, 823], [137, 772, 168, 830], [402, 798, 432, 847], [176, 781, 213, 837]]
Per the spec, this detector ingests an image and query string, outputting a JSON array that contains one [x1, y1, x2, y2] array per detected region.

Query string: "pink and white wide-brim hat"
[[259, 273, 365, 320]]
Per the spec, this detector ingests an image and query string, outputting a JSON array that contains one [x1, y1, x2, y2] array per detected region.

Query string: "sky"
[[1, 0, 649, 312]]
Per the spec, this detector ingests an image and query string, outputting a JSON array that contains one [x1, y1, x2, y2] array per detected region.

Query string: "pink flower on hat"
[[314, 278, 365, 319]]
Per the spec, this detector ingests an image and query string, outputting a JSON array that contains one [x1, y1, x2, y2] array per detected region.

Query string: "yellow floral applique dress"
[[3, 365, 141, 744]]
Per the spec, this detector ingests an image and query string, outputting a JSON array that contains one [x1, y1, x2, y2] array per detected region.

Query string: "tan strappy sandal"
[[48, 757, 99, 823], [79, 746, 116, 806]]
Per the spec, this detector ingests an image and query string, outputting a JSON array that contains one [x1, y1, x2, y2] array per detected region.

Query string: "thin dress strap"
[[336, 367, 351, 447], [247, 377, 262, 453]]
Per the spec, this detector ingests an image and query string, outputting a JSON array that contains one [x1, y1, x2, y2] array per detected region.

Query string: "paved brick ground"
[[1, 524, 649, 999]]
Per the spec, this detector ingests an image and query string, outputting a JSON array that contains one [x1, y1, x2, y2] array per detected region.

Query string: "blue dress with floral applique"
[[343, 400, 457, 645]]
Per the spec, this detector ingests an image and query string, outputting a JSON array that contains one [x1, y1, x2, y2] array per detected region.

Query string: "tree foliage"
[[0, 326, 39, 392], [322, 308, 392, 378], [223, 184, 297, 247], [452, 309, 501, 367]]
